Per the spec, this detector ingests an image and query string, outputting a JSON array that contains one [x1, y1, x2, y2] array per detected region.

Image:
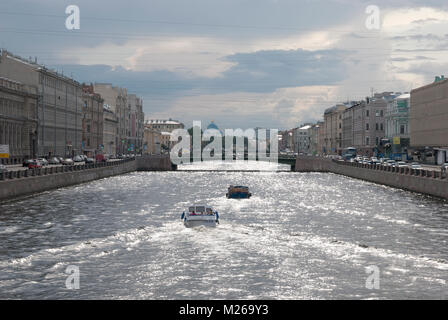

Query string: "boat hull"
[[183, 215, 218, 228], [226, 192, 251, 199], [184, 219, 217, 228]]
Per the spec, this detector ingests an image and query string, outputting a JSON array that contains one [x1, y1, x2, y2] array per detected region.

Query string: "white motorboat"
[[181, 205, 220, 227]]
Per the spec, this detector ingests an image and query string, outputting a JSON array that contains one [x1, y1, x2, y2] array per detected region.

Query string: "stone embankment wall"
[[0, 155, 175, 202], [295, 156, 448, 200], [136, 155, 176, 171]]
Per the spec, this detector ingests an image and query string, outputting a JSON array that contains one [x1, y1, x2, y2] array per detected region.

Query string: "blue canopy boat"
[[226, 185, 252, 199]]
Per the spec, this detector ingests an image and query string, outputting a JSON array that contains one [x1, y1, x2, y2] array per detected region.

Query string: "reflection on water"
[[0, 161, 447, 299]]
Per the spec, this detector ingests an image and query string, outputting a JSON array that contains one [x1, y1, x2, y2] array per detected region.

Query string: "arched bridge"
[[184, 153, 296, 171]]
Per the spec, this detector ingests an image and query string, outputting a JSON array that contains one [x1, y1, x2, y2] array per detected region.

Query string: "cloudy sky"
[[1, 0, 448, 129]]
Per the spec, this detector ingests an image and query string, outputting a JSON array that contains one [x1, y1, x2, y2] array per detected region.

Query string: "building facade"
[[145, 119, 185, 133], [317, 121, 326, 155], [410, 77, 448, 164], [342, 106, 354, 149], [94, 84, 144, 155], [308, 123, 321, 155], [351, 92, 396, 157], [0, 77, 38, 164], [143, 127, 161, 154], [323, 104, 346, 155], [293, 124, 311, 154], [144, 119, 184, 151], [94, 83, 127, 155], [102, 105, 118, 156], [0, 50, 83, 157], [385, 93, 410, 159], [279, 130, 293, 152], [81, 84, 104, 157], [127, 94, 145, 154]]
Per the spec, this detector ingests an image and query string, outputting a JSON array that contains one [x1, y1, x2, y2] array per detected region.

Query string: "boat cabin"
[[188, 206, 214, 216]]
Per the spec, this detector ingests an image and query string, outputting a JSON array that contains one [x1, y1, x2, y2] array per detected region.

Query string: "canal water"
[[0, 161, 447, 299]]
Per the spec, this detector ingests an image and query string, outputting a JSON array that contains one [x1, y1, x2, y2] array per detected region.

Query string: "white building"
[[293, 124, 312, 154], [144, 119, 184, 152]]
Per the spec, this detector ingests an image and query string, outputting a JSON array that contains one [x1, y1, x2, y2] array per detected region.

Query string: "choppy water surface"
[[0, 161, 447, 299]]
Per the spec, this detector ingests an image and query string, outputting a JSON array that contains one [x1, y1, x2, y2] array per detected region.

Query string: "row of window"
[[366, 109, 384, 117], [39, 74, 77, 95], [0, 122, 30, 149], [365, 137, 379, 146], [366, 123, 384, 131], [150, 125, 182, 129], [0, 98, 27, 118]]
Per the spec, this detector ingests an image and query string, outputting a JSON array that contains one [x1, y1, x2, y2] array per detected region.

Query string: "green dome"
[[207, 121, 219, 130]]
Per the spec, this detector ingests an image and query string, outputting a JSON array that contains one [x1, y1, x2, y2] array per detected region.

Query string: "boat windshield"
[[206, 208, 213, 214], [188, 206, 195, 212], [196, 206, 205, 213]]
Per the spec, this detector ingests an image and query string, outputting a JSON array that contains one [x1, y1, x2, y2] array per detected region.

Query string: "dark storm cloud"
[[390, 56, 435, 62], [2, 0, 448, 128], [212, 49, 350, 93], [52, 47, 349, 101]]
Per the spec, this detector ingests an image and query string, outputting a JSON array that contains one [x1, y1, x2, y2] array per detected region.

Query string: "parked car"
[[28, 160, 42, 169], [396, 161, 409, 168], [411, 162, 422, 169], [37, 158, 49, 166], [23, 159, 34, 167], [85, 158, 95, 164], [384, 160, 396, 167], [0, 164, 8, 173], [95, 154, 107, 163], [73, 155, 84, 162], [48, 157, 60, 165], [62, 158, 74, 165]]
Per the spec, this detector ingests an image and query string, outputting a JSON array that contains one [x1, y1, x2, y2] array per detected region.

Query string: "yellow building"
[[410, 76, 448, 164], [143, 127, 161, 154]]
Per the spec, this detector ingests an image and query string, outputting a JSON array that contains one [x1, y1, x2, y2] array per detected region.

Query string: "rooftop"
[[324, 104, 347, 114], [396, 93, 410, 100], [1, 49, 81, 85], [411, 77, 448, 93]]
